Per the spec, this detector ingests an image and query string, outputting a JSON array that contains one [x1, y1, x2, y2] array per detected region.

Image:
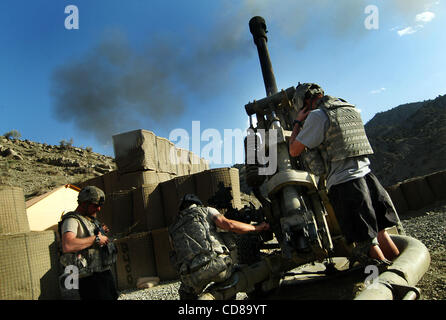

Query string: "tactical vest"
[[301, 96, 373, 178], [58, 212, 116, 277], [168, 206, 232, 289]]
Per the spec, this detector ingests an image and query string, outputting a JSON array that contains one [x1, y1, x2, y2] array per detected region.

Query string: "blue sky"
[[1, 0, 445, 168]]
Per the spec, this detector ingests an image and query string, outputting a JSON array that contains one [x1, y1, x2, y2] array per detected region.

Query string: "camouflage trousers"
[[179, 254, 233, 298]]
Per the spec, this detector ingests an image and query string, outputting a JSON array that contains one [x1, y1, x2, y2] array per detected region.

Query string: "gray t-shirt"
[[296, 109, 371, 191]]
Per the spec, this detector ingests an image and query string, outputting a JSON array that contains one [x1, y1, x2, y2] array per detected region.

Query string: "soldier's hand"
[[255, 222, 270, 232], [97, 233, 109, 247], [297, 106, 310, 122], [102, 224, 110, 234]]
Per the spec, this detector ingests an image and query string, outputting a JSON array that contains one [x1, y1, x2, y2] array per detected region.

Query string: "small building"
[[25, 185, 79, 232]]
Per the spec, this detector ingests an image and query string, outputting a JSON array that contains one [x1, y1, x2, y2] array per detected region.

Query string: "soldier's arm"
[[290, 110, 327, 157], [213, 214, 269, 234], [289, 135, 306, 157], [289, 106, 310, 157], [62, 232, 97, 253]]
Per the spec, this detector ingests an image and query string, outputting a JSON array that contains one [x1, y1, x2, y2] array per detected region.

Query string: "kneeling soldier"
[[169, 194, 269, 300]]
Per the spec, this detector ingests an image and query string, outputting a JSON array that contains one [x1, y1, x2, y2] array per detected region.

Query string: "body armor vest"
[[168, 206, 232, 289], [301, 96, 373, 178], [59, 212, 116, 277]]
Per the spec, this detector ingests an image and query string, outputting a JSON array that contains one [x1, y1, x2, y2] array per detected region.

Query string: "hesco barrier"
[[161, 167, 243, 227], [132, 184, 165, 232], [0, 231, 60, 300], [385, 170, 446, 215], [112, 129, 209, 176], [114, 232, 157, 291], [152, 228, 178, 281], [0, 185, 60, 300], [194, 168, 242, 210], [0, 186, 30, 234]]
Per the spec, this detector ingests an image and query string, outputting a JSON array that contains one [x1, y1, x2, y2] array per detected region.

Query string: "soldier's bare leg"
[[368, 244, 387, 261], [377, 230, 400, 260]]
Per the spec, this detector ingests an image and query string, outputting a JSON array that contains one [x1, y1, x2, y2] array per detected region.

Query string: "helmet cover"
[[78, 186, 105, 206], [293, 83, 324, 111]]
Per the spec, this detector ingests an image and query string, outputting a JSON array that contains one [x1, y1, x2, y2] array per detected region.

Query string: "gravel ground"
[[119, 281, 181, 300], [399, 202, 446, 300], [118, 201, 446, 300]]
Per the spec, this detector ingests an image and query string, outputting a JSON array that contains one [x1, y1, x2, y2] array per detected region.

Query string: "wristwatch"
[[95, 235, 101, 245]]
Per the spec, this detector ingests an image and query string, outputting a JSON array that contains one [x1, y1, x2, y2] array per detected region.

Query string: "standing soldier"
[[289, 83, 401, 268], [169, 194, 269, 300], [59, 186, 118, 300]]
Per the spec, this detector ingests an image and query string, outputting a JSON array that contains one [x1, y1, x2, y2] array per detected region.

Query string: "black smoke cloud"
[[51, 31, 187, 144], [50, 16, 252, 144], [50, 0, 437, 144]]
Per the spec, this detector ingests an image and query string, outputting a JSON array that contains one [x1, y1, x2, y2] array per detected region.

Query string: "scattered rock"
[[94, 163, 113, 174], [1, 147, 23, 160], [0, 138, 115, 199]]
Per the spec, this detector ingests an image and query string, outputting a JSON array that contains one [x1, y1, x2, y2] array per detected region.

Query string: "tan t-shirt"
[[61, 215, 96, 238]]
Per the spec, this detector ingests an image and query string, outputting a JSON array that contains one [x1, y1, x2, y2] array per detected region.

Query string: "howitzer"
[[199, 17, 428, 301], [244, 16, 338, 260], [199, 17, 346, 300]]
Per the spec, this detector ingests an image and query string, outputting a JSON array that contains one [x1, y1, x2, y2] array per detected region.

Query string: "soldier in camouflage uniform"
[[59, 186, 118, 300], [169, 194, 269, 300], [289, 83, 401, 267]]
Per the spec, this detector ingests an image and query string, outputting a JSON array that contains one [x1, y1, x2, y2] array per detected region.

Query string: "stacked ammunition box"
[[0, 186, 60, 300]]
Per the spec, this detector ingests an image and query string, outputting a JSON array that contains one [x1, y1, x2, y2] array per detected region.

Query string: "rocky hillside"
[[365, 94, 446, 187], [0, 136, 116, 200]]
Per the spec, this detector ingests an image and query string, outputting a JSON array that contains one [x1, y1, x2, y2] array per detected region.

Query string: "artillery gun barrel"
[[249, 16, 278, 97]]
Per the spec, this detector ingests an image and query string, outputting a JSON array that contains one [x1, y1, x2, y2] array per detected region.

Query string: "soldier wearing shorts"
[[289, 83, 401, 266]]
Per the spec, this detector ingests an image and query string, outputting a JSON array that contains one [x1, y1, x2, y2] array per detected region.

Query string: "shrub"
[[59, 138, 74, 149], [3, 130, 21, 140]]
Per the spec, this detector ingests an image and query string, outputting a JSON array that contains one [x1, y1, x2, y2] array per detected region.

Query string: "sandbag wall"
[[385, 170, 446, 215], [0, 186, 60, 300], [78, 129, 242, 290]]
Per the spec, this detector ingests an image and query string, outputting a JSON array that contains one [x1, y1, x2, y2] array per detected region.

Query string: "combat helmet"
[[179, 194, 203, 211], [78, 186, 105, 206], [293, 83, 324, 111]]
